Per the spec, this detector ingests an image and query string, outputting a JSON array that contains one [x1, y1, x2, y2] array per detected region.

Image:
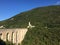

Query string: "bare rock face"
[[0, 25, 5, 29], [10, 18, 14, 20]]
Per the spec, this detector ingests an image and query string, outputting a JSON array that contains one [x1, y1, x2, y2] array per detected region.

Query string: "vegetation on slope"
[[0, 5, 60, 28], [0, 39, 15, 45], [22, 27, 60, 45], [21, 5, 60, 45], [0, 5, 60, 45]]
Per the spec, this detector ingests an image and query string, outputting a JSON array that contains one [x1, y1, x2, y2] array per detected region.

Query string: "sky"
[[0, 0, 60, 21]]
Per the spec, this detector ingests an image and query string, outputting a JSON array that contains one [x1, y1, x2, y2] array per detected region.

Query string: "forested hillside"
[[0, 5, 60, 45]]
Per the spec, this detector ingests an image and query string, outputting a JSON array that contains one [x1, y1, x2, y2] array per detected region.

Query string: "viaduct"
[[0, 28, 28, 45]]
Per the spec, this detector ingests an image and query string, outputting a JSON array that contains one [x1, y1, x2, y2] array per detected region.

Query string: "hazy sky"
[[0, 0, 60, 21]]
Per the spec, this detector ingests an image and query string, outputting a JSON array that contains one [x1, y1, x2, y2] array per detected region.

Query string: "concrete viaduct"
[[0, 28, 28, 45]]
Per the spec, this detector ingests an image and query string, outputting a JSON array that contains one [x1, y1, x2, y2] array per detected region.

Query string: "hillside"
[[0, 5, 60, 28], [0, 5, 60, 45]]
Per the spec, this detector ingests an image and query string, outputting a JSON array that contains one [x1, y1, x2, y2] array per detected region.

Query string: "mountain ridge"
[[0, 5, 60, 28]]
